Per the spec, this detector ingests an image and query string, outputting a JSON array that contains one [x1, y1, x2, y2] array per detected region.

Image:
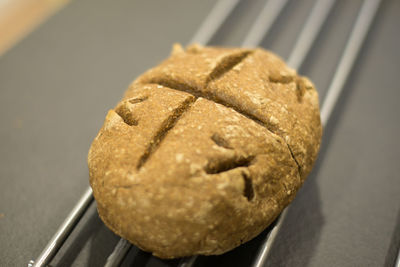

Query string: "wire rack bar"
[[252, 1, 381, 266], [178, 255, 199, 267], [320, 0, 381, 126], [31, 187, 93, 267], [241, 0, 289, 48], [287, 0, 336, 70], [189, 0, 240, 45], [104, 238, 131, 267]]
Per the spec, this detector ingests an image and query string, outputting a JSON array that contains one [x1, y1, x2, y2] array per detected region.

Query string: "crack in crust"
[[242, 172, 254, 201], [211, 133, 233, 150], [136, 96, 196, 170], [205, 51, 252, 86], [287, 143, 301, 174], [115, 96, 149, 126], [115, 104, 139, 126], [204, 155, 255, 174], [129, 96, 148, 104]]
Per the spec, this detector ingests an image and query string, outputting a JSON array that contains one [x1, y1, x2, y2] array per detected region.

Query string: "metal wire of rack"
[[29, 0, 388, 266]]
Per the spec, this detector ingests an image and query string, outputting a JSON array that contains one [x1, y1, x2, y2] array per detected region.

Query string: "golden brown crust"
[[88, 44, 322, 258]]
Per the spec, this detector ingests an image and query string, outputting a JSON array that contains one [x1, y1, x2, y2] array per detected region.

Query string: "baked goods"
[[88, 44, 322, 258]]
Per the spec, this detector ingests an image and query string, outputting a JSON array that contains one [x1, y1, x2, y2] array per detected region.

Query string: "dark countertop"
[[1, 0, 399, 266]]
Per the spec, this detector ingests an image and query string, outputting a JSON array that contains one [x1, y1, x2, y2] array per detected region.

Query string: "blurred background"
[[0, 0, 399, 266]]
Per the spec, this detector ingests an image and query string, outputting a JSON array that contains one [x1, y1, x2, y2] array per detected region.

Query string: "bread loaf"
[[88, 44, 322, 258]]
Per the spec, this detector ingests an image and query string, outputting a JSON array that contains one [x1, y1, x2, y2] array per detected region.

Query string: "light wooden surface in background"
[[0, 0, 69, 56]]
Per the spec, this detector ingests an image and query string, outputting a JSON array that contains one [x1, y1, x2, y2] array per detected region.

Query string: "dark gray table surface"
[[1, 0, 399, 266]]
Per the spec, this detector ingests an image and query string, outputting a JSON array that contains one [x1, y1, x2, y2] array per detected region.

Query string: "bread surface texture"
[[88, 44, 322, 258]]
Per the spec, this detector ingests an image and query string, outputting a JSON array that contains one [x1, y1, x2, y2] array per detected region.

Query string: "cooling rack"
[[24, 0, 399, 266]]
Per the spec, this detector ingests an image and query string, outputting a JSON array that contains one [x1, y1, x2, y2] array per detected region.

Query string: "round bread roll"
[[88, 44, 322, 258]]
